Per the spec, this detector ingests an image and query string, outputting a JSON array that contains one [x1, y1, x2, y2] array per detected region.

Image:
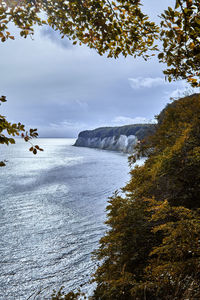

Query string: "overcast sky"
[[0, 0, 198, 137]]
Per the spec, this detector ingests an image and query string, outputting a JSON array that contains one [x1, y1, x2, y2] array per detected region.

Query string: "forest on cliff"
[[91, 93, 200, 300]]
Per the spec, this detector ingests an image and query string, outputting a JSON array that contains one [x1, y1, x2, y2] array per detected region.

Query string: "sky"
[[0, 0, 199, 137]]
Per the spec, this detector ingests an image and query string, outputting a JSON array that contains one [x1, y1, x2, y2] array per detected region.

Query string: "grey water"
[[0, 138, 131, 299]]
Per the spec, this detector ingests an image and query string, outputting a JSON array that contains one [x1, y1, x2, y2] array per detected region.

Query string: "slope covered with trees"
[[76, 124, 155, 140], [92, 93, 200, 300]]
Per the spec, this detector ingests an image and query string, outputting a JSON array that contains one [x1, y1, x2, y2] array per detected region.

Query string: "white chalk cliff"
[[75, 134, 138, 153], [74, 124, 155, 154]]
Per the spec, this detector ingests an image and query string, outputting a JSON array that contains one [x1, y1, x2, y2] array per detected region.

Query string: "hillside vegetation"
[[91, 93, 200, 300], [77, 124, 155, 141]]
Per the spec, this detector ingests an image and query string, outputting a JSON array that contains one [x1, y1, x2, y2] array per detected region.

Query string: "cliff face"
[[74, 124, 155, 153]]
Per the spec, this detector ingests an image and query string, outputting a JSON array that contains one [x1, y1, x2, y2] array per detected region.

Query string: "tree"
[[144, 198, 200, 300], [158, 0, 200, 87], [129, 93, 200, 209], [0, 96, 43, 166], [0, 0, 199, 86], [51, 287, 86, 299], [92, 93, 200, 299], [92, 193, 159, 300]]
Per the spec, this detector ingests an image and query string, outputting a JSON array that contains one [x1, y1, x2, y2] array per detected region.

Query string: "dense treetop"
[[0, 0, 199, 86]]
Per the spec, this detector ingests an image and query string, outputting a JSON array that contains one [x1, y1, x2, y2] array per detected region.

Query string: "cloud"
[[167, 88, 186, 100], [112, 116, 156, 125], [40, 27, 72, 49], [163, 83, 200, 101], [129, 77, 166, 89], [2, 1, 190, 138], [34, 120, 90, 138], [75, 100, 89, 110], [50, 120, 86, 130]]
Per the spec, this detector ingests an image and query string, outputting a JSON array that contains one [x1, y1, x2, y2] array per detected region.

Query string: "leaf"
[[0, 96, 7, 102], [175, 0, 180, 9], [9, 138, 15, 144], [158, 53, 164, 59], [0, 161, 6, 167]]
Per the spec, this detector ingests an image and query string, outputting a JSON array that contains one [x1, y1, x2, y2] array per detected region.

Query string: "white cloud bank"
[[112, 116, 156, 125], [32, 120, 89, 138], [163, 85, 200, 101], [129, 77, 166, 89], [128, 77, 200, 101]]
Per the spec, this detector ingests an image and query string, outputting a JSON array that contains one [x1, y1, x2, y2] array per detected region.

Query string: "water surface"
[[0, 138, 130, 299]]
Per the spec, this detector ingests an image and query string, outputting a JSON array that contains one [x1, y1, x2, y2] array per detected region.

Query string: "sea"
[[0, 138, 132, 299]]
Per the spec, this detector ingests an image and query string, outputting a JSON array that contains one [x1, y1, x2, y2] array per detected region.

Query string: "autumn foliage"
[[0, 96, 43, 166], [92, 94, 200, 299], [0, 0, 199, 86]]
